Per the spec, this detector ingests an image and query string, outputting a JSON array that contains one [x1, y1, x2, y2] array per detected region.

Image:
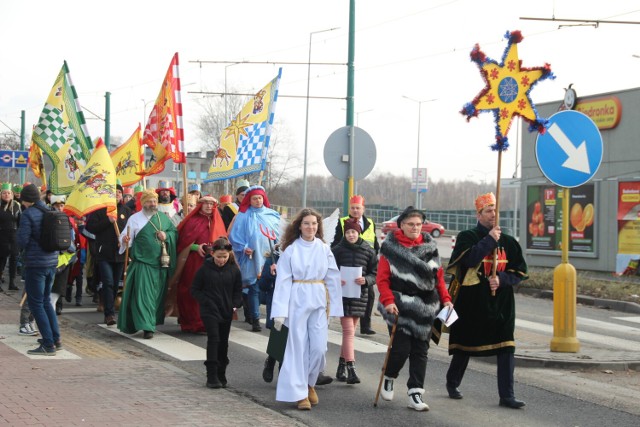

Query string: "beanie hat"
[[236, 185, 249, 196], [343, 217, 362, 234], [20, 183, 40, 203]]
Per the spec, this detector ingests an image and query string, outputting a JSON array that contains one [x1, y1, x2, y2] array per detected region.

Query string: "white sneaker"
[[407, 388, 429, 411], [29, 321, 39, 333], [27, 323, 39, 335], [381, 376, 394, 401], [19, 325, 38, 336]]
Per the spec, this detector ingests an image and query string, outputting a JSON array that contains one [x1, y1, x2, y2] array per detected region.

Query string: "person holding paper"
[[331, 218, 378, 384], [270, 208, 343, 411], [445, 192, 528, 409], [376, 206, 452, 411]]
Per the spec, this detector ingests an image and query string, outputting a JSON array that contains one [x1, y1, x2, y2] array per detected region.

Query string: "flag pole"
[[182, 161, 188, 214], [490, 150, 503, 296]]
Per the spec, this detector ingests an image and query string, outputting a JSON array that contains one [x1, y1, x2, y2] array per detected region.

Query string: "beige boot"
[[308, 385, 319, 405], [297, 397, 311, 410]]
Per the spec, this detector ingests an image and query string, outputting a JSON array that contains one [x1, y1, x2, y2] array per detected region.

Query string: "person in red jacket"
[[376, 206, 453, 412]]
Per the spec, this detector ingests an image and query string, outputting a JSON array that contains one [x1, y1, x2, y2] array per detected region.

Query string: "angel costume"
[[270, 237, 343, 402]]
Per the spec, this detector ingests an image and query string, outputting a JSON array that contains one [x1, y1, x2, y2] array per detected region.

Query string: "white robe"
[[271, 237, 343, 402], [118, 210, 152, 254]]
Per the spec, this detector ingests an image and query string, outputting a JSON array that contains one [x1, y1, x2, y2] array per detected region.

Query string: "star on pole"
[[461, 30, 554, 151]]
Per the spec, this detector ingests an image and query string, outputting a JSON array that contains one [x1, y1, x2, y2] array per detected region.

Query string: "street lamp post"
[[302, 27, 339, 208], [403, 96, 436, 209]]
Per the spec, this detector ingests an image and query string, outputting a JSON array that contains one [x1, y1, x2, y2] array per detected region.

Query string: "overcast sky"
[[2, 0, 639, 185]]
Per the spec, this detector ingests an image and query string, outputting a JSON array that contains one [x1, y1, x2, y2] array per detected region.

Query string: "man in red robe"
[[168, 196, 227, 333]]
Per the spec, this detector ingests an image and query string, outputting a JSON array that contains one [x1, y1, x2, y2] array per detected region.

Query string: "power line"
[[0, 118, 20, 137]]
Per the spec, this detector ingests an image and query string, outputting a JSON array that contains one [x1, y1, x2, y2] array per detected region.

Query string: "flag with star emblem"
[[31, 61, 93, 194], [204, 68, 282, 182], [140, 53, 184, 176]]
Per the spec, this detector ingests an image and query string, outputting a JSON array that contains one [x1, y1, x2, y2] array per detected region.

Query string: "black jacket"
[[191, 257, 243, 321], [331, 238, 378, 317], [85, 204, 131, 262]]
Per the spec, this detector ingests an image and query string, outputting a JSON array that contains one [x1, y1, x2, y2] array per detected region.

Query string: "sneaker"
[[27, 345, 56, 356], [407, 388, 429, 411], [19, 325, 38, 336], [37, 338, 62, 350], [26, 323, 39, 335], [29, 321, 38, 333], [381, 376, 394, 401]]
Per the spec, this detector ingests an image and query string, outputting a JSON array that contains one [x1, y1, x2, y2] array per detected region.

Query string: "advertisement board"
[[526, 184, 595, 253], [616, 181, 640, 275]]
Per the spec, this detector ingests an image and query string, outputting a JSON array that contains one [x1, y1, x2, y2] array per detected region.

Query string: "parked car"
[[380, 215, 445, 239]]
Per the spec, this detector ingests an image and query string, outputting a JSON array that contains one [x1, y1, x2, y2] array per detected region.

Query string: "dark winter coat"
[[0, 199, 20, 257], [85, 204, 131, 262], [16, 200, 58, 268], [331, 237, 378, 318], [191, 257, 243, 322]]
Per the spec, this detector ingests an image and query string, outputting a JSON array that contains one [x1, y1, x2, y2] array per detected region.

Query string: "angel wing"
[[322, 208, 341, 245], [278, 216, 289, 241]]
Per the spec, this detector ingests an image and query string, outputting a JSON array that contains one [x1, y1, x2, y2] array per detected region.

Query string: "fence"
[[272, 203, 520, 237]]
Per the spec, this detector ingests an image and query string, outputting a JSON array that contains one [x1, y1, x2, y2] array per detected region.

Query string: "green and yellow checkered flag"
[[31, 61, 93, 194]]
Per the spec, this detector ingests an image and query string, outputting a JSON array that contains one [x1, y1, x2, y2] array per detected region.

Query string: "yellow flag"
[[111, 125, 143, 186], [28, 142, 46, 182], [64, 138, 117, 218]]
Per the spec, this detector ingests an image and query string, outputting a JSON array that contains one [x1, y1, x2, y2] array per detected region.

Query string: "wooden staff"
[[374, 313, 399, 407], [490, 150, 503, 297], [20, 291, 27, 307], [122, 227, 131, 289]]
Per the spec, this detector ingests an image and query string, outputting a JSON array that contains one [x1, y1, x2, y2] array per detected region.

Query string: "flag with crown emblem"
[[204, 68, 282, 182], [140, 53, 184, 176], [31, 61, 93, 194]]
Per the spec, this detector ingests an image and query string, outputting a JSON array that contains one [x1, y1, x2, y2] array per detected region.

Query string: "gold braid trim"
[[448, 341, 516, 353]]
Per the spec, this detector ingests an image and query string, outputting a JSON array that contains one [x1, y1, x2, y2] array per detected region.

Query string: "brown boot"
[[308, 386, 319, 405], [297, 397, 311, 410]]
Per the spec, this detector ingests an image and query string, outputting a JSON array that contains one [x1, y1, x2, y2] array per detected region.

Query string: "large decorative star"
[[461, 31, 554, 151], [224, 113, 253, 149]]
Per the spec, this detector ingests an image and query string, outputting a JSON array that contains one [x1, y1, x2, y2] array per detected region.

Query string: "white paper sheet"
[[437, 305, 459, 327], [340, 266, 363, 298]]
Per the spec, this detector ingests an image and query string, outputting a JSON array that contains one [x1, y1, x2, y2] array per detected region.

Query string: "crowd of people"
[[2, 180, 528, 412]]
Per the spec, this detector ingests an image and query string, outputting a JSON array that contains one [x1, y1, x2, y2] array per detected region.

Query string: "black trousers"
[[384, 328, 429, 390], [360, 284, 375, 331], [446, 352, 516, 399], [201, 316, 231, 376]]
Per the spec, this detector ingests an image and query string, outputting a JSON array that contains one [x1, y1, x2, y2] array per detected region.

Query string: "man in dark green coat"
[[445, 192, 528, 409]]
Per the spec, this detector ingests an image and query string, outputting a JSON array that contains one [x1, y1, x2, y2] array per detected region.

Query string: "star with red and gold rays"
[[223, 113, 253, 149], [461, 30, 554, 151]]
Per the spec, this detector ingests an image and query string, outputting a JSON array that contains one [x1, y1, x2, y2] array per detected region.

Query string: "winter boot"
[[335, 357, 347, 382], [263, 356, 276, 383], [251, 318, 262, 332], [8, 278, 18, 291], [206, 362, 222, 389], [407, 388, 429, 411], [346, 361, 361, 384], [217, 364, 228, 388]]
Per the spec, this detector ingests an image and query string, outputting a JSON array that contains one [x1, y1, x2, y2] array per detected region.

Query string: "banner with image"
[[615, 181, 640, 275]]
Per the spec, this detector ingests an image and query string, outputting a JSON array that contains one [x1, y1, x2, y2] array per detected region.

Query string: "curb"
[[515, 287, 640, 314], [514, 355, 640, 372]]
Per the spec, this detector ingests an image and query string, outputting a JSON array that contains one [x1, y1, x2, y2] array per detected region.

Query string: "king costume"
[[117, 209, 177, 335], [270, 237, 343, 403], [172, 197, 227, 333]]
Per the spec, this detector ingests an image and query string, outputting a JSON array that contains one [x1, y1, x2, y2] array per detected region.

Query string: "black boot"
[[8, 277, 18, 291], [336, 357, 347, 382], [217, 362, 228, 388], [56, 299, 63, 315], [252, 318, 262, 332], [346, 361, 361, 384], [262, 356, 276, 383], [206, 362, 222, 389]]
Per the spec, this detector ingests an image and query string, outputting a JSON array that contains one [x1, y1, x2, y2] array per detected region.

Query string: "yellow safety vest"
[[339, 216, 376, 249]]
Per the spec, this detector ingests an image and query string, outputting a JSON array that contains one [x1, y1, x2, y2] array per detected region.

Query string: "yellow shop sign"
[[575, 96, 622, 130]]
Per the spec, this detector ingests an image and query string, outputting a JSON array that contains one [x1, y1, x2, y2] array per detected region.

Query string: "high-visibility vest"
[[339, 216, 376, 249]]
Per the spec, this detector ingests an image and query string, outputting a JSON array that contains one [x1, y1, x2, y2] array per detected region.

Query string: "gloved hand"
[[274, 317, 285, 331]]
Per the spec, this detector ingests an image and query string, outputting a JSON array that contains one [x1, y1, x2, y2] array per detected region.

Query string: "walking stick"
[[115, 227, 130, 311], [374, 312, 399, 407]]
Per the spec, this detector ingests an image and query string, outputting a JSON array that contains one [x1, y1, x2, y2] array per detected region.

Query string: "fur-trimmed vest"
[[377, 231, 441, 340]]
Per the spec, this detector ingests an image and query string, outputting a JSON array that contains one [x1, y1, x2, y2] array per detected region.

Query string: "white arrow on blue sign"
[[535, 110, 603, 188]]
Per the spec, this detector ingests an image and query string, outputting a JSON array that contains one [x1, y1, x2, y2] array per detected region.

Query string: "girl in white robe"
[[270, 209, 343, 407]]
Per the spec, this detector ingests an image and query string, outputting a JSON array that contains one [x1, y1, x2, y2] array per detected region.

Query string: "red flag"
[[141, 53, 184, 176]]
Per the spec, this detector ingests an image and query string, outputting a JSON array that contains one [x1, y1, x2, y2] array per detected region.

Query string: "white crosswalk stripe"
[[0, 324, 81, 360]]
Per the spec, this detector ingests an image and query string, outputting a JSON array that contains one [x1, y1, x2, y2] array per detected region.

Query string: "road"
[[5, 285, 637, 427]]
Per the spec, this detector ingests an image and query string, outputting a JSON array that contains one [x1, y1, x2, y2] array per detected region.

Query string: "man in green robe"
[[117, 189, 177, 339], [445, 192, 528, 409]]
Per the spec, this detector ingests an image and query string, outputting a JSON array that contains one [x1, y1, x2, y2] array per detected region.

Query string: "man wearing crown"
[[445, 192, 528, 409]]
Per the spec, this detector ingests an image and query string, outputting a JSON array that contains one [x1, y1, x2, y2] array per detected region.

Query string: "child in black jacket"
[[191, 237, 243, 389]]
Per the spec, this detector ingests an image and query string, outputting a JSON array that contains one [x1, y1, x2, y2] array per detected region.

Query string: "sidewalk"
[[0, 290, 305, 427]]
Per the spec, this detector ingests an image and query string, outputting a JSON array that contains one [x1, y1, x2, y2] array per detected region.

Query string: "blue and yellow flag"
[[31, 61, 93, 194], [205, 68, 282, 182]]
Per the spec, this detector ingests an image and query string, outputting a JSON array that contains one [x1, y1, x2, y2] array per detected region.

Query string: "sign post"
[[535, 110, 603, 353]]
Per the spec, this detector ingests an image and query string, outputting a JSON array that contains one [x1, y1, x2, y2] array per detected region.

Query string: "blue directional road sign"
[[535, 111, 603, 188], [0, 150, 29, 169]]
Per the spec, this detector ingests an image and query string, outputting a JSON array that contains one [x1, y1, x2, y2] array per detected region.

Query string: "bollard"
[[451, 236, 456, 249]]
